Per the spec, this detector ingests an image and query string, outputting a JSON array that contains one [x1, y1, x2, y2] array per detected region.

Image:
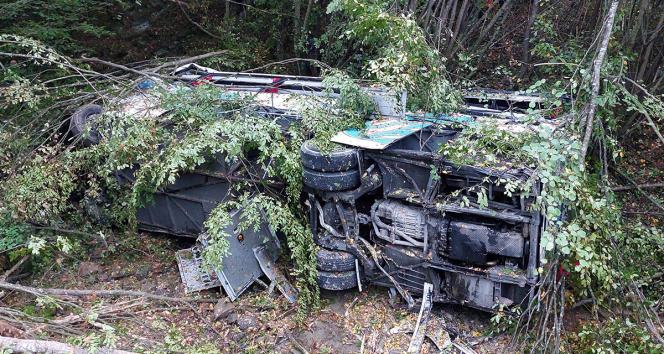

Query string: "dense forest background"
[[1, 0, 664, 352]]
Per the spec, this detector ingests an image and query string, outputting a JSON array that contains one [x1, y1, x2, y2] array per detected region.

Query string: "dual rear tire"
[[315, 245, 363, 291], [301, 141, 360, 191], [302, 140, 364, 290]]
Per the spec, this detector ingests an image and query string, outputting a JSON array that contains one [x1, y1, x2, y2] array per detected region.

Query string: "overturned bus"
[[69, 64, 550, 312]]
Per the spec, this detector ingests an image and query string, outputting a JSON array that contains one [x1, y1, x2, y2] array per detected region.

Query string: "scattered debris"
[[176, 202, 293, 303]]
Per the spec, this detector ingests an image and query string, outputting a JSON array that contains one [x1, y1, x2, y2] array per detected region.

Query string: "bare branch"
[[612, 168, 664, 212], [0, 335, 135, 354], [0, 255, 30, 282], [0, 281, 218, 303], [612, 183, 664, 192]]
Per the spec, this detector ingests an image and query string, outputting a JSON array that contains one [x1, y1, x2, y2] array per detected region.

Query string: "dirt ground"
[[3, 232, 515, 353]]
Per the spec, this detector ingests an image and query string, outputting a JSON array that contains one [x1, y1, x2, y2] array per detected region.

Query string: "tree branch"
[[612, 168, 664, 212], [0, 255, 30, 282], [612, 183, 664, 192], [0, 281, 217, 303], [150, 51, 231, 73], [0, 335, 135, 354], [579, 0, 619, 169], [76, 57, 179, 81]]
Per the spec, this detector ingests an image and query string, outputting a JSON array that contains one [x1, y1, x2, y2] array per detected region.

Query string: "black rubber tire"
[[303, 168, 360, 191], [301, 141, 358, 172], [317, 270, 358, 290], [70, 104, 102, 146], [316, 247, 357, 272]]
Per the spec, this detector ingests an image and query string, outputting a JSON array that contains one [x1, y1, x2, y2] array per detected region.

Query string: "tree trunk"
[[293, 0, 302, 73], [435, 0, 454, 46], [409, 0, 419, 13], [471, 0, 514, 52], [421, 0, 436, 29], [446, 0, 469, 57], [579, 0, 620, 168], [0, 336, 134, 354], [520, 0, 540, 78], [302, 0, 314, 40], [627, 0, 649, 53], [637, 9, 664, 83]]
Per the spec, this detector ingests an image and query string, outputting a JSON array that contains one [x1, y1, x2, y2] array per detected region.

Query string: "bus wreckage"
[[70, 64, 554, 314]]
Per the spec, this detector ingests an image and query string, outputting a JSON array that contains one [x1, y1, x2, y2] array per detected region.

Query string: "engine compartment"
[[306, 126, 543, 312]]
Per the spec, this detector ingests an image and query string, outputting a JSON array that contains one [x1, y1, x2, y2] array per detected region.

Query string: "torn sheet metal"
[[202, 206, 280, 301], [253, 245, 298, 304], [176, 203, 281, 301], [331, 119, 432, 150]]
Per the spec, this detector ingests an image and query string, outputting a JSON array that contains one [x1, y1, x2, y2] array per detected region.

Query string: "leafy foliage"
[[1, 0, 664, 350], [0, 1, 122, 54], [326, 0, 462, 114]]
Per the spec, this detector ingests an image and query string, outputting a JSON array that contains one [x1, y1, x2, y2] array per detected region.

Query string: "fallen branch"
[[29, 225, 108, 247], [612, 169, 664, 212], [287, 332, 309, 354], [0, 281, 217, 303], [52, 299, 147, 326], [0, 281, 227, 340], [570, 298, 594, 310], [0, 335, 134, 354], [150, 51, 231, 73], [0, 255, 30, 282], [77, 57, 179, 81], [612, 183, 664, 192]]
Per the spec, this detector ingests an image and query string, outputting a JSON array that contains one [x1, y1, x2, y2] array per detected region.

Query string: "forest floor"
[[3, 232, 518, 353]]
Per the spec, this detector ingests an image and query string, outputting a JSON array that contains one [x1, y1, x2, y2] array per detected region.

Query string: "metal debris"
[[407, 282, 433, 353], [253, 245, 298, 304], [176, 202, 289, 302], [176, 245, 221, 293]]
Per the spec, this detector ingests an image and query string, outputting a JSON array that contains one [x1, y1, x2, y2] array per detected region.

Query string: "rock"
[[212, 298, 236, 321], [236, 315, 259, 331], [133, 20, 150, 32], [226, 312, 239, 324], [78, 262, 101, 276], [231, 331, 246, 342]]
